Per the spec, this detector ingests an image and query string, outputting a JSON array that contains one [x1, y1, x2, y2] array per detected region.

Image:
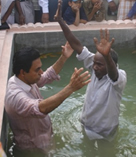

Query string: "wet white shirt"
[[77, 47, 127, 141]]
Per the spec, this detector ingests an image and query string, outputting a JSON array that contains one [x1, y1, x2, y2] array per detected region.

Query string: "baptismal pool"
[[6, 36, 136, 157]]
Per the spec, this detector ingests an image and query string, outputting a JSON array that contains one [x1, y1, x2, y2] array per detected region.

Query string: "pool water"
[[8, 47, 136, 157]]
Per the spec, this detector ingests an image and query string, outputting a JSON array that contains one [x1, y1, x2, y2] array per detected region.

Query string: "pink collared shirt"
[[5, 66, 60, 150]]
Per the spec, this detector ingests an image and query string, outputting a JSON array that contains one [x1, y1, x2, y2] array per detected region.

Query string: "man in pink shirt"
[[5, 42, 90, 156]]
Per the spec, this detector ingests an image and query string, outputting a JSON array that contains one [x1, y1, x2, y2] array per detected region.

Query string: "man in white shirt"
[[55, 0, 127, 155]]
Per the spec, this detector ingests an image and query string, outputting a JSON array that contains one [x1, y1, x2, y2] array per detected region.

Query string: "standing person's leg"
[[80, 126, 98, 156], [97, 138, 117, 157], [48, 0, 58, 22], [34, 7, 42, 23]]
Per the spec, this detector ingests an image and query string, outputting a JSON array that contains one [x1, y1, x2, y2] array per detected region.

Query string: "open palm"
[[94, 29, 114, 56]]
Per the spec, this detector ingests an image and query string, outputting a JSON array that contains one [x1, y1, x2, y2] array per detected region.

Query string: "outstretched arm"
[[54, 0, 83, 54], [39, 67, 91, 114], [93, 29, 118, 81]]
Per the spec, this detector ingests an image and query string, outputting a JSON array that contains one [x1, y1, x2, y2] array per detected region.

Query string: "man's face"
[[23, 58, 43, 85], [93, 52, 107, 80]]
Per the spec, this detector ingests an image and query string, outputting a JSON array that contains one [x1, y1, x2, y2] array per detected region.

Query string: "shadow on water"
[[7, 46, 136, 157]]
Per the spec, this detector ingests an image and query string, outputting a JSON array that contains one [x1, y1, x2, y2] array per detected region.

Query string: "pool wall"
[[0, 20, 136, 153]]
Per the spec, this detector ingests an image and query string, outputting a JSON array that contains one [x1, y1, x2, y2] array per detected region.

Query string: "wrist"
[[60, 54, 68, 62], [66, 84, 75, 93]]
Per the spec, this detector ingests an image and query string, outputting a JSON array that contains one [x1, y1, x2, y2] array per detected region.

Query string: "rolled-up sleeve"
[[37, 66, 60, 87], [76, 46, 94, 70], [5, 89, 46, 118]]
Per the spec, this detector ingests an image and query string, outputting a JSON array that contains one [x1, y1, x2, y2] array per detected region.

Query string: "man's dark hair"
[[13, 47, 40, 76], [110, 48, 118, 64]]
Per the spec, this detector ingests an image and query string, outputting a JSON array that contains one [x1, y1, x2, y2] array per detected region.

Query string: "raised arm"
[[52, 42, 73, 74], [54, 0, 83, 54], [93, 29, 118, 81]]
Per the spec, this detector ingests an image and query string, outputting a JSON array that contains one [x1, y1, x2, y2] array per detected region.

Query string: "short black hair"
[[13, 47, 40, 76], [110, 48, 118, 64]]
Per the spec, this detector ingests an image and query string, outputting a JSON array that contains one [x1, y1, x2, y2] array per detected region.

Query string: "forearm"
[[52, 54, 67, 74], [58, 19, 83, 54], [104, 54, 118, 81], [73, 11, 80, 26], [2, 2, 15, 22], [80, 19, 87, 24], [88, 10, 96, 21], [16, 1, 23, 15], [39, 84, 73, 114]]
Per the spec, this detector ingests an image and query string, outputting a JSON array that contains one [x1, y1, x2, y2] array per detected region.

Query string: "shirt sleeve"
[[38, 0, 49, 13], [76, 46, 95, 70], [7, 89, 47, 118], [37, 66, 60, 87], [127, 2, 136, 18], [107, 69, 127, 91]]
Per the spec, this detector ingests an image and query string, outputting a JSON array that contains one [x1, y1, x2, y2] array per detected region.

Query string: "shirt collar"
[[14, 75, 32, 92]]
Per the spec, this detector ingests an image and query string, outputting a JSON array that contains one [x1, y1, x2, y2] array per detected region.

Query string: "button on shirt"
[[76, 47, 127, 141], [5, 66, 60, 150]]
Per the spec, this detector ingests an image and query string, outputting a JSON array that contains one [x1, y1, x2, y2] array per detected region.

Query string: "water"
[[8, 47, 136, 157]]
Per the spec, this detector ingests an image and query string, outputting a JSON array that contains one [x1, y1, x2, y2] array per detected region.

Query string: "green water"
[[8, 47, 136, 157], [39, 48, 136, 157]]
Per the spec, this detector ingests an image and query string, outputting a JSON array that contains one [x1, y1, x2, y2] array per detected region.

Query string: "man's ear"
[[20, 69, 26, 77], [68, 1, 72, 6]]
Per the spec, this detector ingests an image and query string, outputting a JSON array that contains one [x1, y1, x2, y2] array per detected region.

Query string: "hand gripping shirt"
[[5, 66, 60, 150], [76, 47, 127, 141]]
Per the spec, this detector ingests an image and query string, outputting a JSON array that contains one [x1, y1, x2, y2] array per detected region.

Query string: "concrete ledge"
[[8, 20, 136, 32]]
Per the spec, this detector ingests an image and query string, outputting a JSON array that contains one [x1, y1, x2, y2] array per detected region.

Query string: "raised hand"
[[93, 29, 114, 56], [93, 1, 102, 12], [69, 67, 91, 91], [61, 41, 74, 59], [54, 0, 62, 21]]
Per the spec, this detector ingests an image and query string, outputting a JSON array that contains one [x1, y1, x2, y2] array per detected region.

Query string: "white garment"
[[16, 1, 34, 24], [38, 0, 48, 13], [1, 0, 15, 24], [77, 46, 127, 141]]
